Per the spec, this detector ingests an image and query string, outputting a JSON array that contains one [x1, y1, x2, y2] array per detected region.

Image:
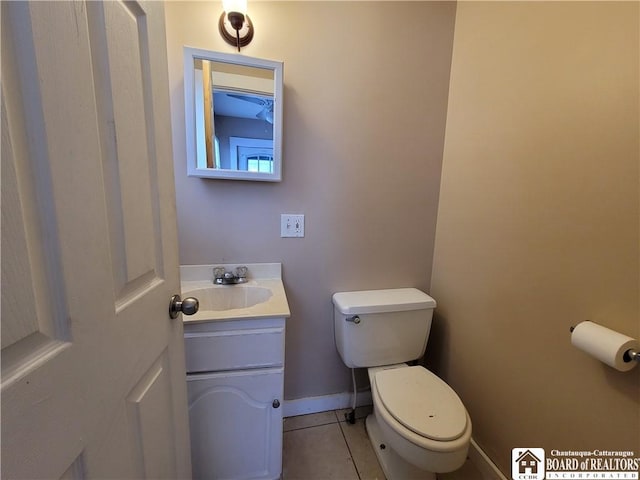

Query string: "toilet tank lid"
[[332, 288, 436, 315]]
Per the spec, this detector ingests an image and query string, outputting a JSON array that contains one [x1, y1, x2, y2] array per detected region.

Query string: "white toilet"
[[333, 288, 471, 480]]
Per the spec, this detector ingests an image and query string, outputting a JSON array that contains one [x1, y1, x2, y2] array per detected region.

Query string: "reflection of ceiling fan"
[[228, 94, 274, 124]]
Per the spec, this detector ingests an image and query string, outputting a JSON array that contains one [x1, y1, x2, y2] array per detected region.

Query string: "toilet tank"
[[333, 288, 437, 368]]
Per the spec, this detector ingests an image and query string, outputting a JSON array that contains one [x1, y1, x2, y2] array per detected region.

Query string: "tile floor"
[[282, 406, 484, 480]]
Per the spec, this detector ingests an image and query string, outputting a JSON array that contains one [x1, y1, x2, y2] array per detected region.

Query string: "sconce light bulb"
[[222, 0, 247, 15]]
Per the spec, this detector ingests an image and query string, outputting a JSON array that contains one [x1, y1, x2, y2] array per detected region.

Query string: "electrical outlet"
[[280, 214, 304, 238]]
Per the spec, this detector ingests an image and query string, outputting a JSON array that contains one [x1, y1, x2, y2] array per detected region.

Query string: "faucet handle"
[[213, 266, 226, 279], [235, 266, 248, 278]]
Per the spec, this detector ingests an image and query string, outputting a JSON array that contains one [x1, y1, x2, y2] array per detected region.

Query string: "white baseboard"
[[468, 438, 508, 480], [283, 391, 373, 418]]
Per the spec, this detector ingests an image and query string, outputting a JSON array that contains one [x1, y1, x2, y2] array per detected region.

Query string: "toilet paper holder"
[[624, 349, 640, 362], [570, 323, 640, 363]]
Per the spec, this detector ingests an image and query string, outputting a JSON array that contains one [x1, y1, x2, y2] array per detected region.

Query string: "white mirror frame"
[[184, 47, 284, 181]]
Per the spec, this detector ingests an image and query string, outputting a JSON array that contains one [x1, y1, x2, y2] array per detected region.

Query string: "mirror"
[[184, 47, 283, 181]]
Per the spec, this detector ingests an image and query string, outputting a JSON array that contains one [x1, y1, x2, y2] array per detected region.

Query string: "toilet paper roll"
[[571, 321, 639, 372]]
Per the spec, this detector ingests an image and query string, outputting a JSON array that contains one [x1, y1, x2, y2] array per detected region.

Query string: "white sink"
[[184, 285, 273, 311], [180, 263, 290, 323]]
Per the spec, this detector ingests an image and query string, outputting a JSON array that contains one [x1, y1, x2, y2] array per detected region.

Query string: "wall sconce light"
[[218, 0, 254, 52]]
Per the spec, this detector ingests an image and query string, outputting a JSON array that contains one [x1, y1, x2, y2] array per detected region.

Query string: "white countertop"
[[180, 263, 290, 323]]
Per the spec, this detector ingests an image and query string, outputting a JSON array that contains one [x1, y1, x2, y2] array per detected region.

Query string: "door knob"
[[169, 294, 199, 319]]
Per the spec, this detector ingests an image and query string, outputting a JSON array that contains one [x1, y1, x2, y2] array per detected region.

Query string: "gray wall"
[[165, 1, 457, 400], [430, 1, 639, 475]]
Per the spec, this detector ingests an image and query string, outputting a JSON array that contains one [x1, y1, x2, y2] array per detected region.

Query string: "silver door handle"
[[169, 294, 199, 319]]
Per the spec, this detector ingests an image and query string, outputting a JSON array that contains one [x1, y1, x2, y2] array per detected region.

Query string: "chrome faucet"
[[213, 266, 248, 285]]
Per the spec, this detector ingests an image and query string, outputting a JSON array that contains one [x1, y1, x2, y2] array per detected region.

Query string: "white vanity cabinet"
[[184, 317, 285, 480]]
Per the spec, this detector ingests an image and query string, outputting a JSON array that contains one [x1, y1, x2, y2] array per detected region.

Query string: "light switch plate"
[[281, 214, 304, 238]]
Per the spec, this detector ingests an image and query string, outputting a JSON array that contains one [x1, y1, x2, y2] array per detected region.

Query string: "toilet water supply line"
[[351, 368, 357, 410], [346, 367, 372, 424], [345, 368, 357, 424]]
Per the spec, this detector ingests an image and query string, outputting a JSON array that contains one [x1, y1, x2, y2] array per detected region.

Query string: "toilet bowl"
[[367, 364, 471, 478], [332, 288, 472, 480]]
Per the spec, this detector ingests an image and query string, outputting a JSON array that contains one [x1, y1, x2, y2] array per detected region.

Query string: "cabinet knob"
[[272, 399, 280, 409]]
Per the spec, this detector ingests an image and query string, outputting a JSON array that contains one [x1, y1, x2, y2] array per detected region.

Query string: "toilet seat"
[[375, 366, 468, 442], [368, 365, 472, 473]]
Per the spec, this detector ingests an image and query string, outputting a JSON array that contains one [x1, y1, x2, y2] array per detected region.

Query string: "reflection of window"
[[247, 155, 274, 173], [229, 136, 274, 172]]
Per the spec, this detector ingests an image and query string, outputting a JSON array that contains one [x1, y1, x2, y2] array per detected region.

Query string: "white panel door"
[[1, 1, 191, 478]]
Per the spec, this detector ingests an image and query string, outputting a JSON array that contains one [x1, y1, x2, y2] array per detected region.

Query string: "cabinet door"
[[188, 368, 284, 480]]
